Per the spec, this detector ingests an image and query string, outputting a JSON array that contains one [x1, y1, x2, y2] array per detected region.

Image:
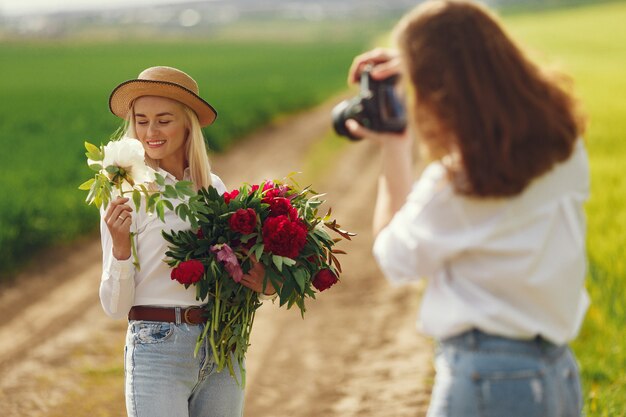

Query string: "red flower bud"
[[223, 189, 240, 204], [312, 269, 338, 292]]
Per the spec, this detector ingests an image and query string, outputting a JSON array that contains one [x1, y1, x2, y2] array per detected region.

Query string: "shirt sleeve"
[[99, 215, 136, 320], [210, 173, 227, 195], [372, 163, 470, 284]]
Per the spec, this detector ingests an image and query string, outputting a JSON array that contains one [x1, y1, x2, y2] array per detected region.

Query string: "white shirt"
[[373, 140, 590, 345], [99, 168, 227, 320]]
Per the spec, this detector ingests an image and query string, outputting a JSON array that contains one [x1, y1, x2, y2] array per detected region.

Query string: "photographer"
[[344, 1, 588, 416]]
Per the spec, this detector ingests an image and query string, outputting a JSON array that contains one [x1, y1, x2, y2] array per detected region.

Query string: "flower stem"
[[130, 232, 140, 271], [117, 183, 140, 271], [209, 281, 221, 366]]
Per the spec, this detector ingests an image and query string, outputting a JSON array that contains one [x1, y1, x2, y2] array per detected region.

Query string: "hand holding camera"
[[332, 49, 407, 141]]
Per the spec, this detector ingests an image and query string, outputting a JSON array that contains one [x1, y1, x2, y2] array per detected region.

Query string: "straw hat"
[[109, 66, 217, 127]]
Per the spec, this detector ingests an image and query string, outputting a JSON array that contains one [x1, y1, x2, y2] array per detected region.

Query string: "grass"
[[0, 24, 383, 281], [505, 2, 626, 415]]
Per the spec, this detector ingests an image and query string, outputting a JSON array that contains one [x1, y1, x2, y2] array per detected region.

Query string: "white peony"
[[102, 136, 155, 186]]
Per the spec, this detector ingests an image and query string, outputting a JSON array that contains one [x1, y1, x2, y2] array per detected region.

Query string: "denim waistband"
[[440, 329, 566, 359]]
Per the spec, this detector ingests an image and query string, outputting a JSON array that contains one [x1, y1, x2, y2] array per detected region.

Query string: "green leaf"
[[85, 183, 97, 204], [105, 165, 119, 175], [254, 243, 265, 261], [175, 181, 196, 197], [282, 257, 296, 267], [176, 204, 189, 221], [85, 142, 103, 161], [280, 278, 294, 306], [293, 268, 307, 292], [132, 189, 141, 211], [78, 178, 95, 191], [272, 255, 283, 272], [147, 193, 160, 212], [162, 199, 174, 211], [156, 200, 165, 221], [88, 163, 102, 172], [154, 173, 166, 186], [163, 184, 178, 199]]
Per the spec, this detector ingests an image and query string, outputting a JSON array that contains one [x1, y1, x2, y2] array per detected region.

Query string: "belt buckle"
[[183, 306, 202, 324]]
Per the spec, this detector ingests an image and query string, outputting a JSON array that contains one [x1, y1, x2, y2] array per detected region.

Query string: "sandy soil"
[[0, 99, 432, 416]]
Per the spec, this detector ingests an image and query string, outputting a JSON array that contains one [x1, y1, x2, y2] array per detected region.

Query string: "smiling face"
[[133, 96, 189, 174]]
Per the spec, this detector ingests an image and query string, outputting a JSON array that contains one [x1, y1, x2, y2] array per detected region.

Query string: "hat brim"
[[109, 79, 217, 127]]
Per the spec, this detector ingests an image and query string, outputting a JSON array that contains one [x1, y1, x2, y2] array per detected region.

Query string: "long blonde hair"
[[121, 101, 213, 190]]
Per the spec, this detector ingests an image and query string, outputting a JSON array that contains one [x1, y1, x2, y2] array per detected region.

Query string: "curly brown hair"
[[394, 0, 585, 197]]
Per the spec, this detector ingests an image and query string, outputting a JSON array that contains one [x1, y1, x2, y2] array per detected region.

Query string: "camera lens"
[[332, 66, 405, 141], [331, 99, 364, 141]]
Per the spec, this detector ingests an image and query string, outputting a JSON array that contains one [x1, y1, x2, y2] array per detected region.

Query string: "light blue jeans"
[[427, 329, 583, 417], [125, 320, 244, 417]]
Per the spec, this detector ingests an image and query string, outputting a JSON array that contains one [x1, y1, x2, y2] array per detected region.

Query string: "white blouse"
[[373, 140, 590, 345], [99, 168, 227, 320]]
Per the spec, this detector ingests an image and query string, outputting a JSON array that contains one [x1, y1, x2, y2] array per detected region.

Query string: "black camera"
[[332, 65, 406, 141]]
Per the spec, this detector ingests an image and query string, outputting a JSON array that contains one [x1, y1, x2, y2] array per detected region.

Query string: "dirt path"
[[0, 99, 432, 416]]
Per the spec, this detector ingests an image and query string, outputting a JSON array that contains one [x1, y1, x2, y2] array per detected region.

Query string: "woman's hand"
[[104, 197, 133, 260], [346, 47, 407, 143], [345, 119, 411, 147], [348, 47, 402, 84], [240, 259, 276, 296], [345, 49, 415, 237]]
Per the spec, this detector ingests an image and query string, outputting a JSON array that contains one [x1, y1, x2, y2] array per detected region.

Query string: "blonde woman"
[[101, 66, 273, 417], [347, 1, 588, 416]]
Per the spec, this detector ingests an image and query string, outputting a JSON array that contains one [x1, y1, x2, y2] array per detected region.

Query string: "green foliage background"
[[505, 2, 626, 415]]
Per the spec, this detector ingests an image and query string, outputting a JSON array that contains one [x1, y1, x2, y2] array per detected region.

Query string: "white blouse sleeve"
[[99, 215, 136, 320], [211, 173, 227, 195], [372, 163, 471, 284]]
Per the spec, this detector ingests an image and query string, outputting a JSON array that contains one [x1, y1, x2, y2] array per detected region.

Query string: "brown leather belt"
[[128, 306, 207, 325]]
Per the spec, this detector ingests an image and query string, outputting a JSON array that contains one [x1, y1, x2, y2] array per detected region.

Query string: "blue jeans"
[[427, 329, 582, 417], [125, 320, 244, 417]]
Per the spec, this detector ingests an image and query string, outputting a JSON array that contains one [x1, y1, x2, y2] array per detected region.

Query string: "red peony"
[[229, 208, 257, 235], [223, 189, 240, 204], [262, 188, 281, 203], [171, 259, 205, 285], [312, 269, 338, 292], [268, 197, 298, 220], [262, 215, 308, 259]]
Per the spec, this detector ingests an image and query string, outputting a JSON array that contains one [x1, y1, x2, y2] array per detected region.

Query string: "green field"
[[506, 2, 626, 415], [0, 27, 382, 279]]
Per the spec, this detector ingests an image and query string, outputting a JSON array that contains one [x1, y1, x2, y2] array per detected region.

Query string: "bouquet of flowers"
[[79, 137, 195, 268], [163, 178, 354, 385]]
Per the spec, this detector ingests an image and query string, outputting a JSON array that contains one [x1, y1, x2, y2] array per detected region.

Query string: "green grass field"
[[0, 28, 382, 279], [506, 2, 626, 415]]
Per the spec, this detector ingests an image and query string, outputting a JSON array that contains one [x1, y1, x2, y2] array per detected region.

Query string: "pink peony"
[[211, 244, 244, 283]]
